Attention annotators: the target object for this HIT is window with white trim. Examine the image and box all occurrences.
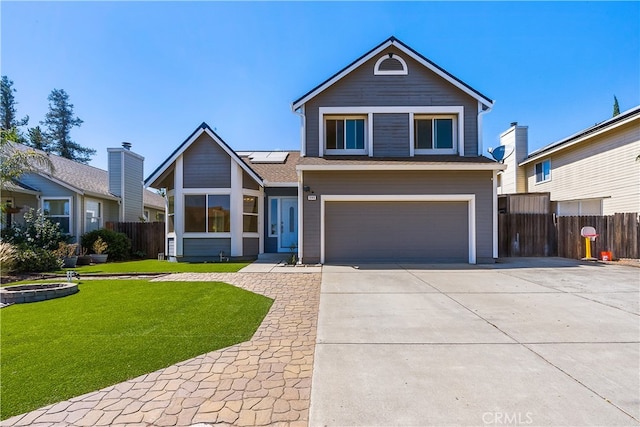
[535,159,551,183]
[374,53,408,75]
[43,198,71,234]
[413,115,457,154]
[184,194,230,233]
[168,195,175,232]
[85,199,101,233]
[325,116,367,154]
[243,195,259,233]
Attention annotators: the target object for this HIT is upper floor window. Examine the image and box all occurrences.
[535,159,551,183]
[325,116,367,154]
[413,115,457,154]
[374,53,408,76]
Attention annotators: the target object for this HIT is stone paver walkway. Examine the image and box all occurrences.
[2,272,321,427]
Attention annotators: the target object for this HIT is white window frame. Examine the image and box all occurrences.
[373,53,408,76]
[535,159,551,184]
[183,193,232,237]
[84,198,102,233]
[242,193,260,234]
[42,197,72,235]
[323,115,368,155]
[412,114,458,155]
[167,191,176,235]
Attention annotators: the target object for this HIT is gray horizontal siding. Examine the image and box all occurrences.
[18,173,75,197]
[123,152,144,222]
[304,45,480,157]
[302,170,493,263]
[183,133,231,188]
[183,238,231,257]
[373,113,410,157]
[103,200,120,223]
[108,151,122,196]
[243,238,259,257]
[325,201,468,262]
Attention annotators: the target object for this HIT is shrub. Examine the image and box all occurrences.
[81,229,131,261]
[0,208,68,251]
[0,242,18,273]
[12,246,63,273]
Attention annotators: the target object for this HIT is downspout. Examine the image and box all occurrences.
[291,105,306,157]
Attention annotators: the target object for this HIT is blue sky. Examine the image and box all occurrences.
[2,1,639,176]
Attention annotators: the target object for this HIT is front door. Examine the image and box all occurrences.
[279,198,298,252]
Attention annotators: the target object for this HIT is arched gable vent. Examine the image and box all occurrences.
[374,53,408,75]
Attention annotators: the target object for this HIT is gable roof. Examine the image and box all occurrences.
[145,122,263,188]
[292,36,493,110]
[10,143,165,209]
[239,151,300,186]
[520,105,640,166]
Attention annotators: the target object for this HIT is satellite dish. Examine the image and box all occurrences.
[488,144,514,163]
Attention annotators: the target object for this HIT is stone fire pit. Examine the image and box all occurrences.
[0,283,79,305]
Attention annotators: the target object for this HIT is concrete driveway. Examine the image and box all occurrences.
[310,258,640,426]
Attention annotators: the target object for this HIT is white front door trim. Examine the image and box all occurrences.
[320,194,476,264]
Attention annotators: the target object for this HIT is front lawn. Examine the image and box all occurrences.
[0,279,273,420]
[69,259,249,274]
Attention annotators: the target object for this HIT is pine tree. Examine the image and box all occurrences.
[1,76,29,143]
[41,89,95,163]
[613,95,620,117]
[27,126,49,151]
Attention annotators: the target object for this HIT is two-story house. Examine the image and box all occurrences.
[294,37,503,264]
[146,37,504,264]
[497,106,640,216]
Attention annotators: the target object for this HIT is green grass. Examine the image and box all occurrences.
[0,279,273,420]
[67,259,249,274]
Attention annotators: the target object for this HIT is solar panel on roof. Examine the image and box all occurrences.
[240,151,289,164]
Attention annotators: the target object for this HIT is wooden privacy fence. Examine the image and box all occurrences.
[499,213,640,259]
[557,213,639,260]
[498,213,557,257]
[105,222,165,259]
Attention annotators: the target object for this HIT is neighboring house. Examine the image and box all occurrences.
[146,37,505,264]
[1,143,165,240]
[497,106,640,216]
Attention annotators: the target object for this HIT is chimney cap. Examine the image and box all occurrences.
[122,142,132,150]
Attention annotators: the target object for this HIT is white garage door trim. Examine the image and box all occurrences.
[320,194,476,264]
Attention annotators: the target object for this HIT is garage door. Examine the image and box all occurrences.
[324,201,469,263]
